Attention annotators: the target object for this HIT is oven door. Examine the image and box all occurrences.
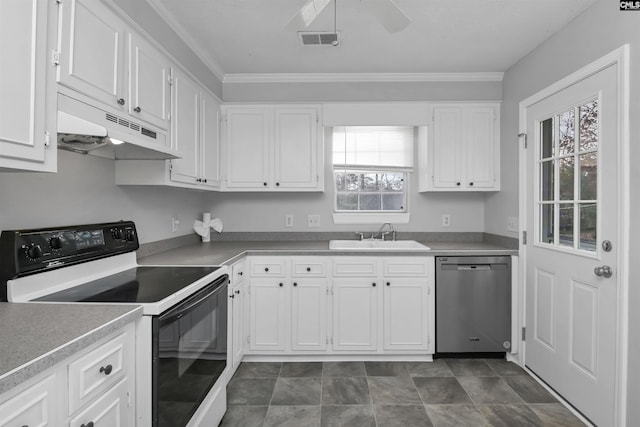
[151,274,228,427]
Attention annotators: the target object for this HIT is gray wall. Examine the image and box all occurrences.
[0,151,205,244]
[223,80,501,103]
[112,0,223,97]
[484,0,640,423]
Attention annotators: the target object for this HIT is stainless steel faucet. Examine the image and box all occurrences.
[374,222,396,241]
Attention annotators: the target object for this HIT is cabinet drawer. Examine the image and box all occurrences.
[250,259,286,277]
[332,258,378,277]
[292,259,327,276]
[0,373,57,426]
[383,258,432,277]
[231,259,247,284]
[69,377,132,427]
[68,328,134,414]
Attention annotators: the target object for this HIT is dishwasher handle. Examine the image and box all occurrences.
[457,264,491,271]
[440,263,508,271]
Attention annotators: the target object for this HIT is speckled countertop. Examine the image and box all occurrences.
[0,303,142,395]
[138,240,518,266]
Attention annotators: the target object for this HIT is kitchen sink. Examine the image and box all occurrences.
[328,240,431,251]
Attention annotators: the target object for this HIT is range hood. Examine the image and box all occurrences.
[57,93,179,160]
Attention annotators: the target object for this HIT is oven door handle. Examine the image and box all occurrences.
[159,276,227,326]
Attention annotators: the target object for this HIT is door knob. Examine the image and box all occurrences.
[594,265,613,278]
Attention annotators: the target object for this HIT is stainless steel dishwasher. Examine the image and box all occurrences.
[436,256,511,354]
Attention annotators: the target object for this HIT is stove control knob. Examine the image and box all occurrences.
[26,244,43,260]
[125,229,135,242]
[112,228,124,240]
[49,236,63,250]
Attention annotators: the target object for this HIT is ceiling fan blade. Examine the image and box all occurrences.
[286,0,333,30]
[366,0,411,34]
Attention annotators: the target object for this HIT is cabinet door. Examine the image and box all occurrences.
[431,106,463,189]
[0,0,52,169]
[170,70,200,184]
[383,278,430,351]
[332,279,378,351]
[200,90,222,188]
[69,377,133,427]
[128,32,170,131]
[0,373,58,426]
[225,108,270,188]
[274,108,318,189]
[249,279,286,351]
[291,278,328,351]
[57,0,125,110]
[465,106,497,189]
[231,283,245,368]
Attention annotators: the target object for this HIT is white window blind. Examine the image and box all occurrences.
[332,126,414,169]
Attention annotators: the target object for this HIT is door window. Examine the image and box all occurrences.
[538,99,598,252]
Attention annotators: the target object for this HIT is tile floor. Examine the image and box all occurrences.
[220,359,586,427]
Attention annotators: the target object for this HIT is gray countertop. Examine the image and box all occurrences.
[138,240,518,266]
[0,303,142,395]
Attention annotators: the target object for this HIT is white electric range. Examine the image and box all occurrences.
[0,221,230,427]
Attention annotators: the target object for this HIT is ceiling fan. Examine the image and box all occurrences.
[286,0,411,34]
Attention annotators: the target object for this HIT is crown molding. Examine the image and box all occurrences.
[146,0,226,81]
[223,72,504,84]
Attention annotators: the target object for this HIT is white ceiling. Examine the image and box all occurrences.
[148,0,597,79]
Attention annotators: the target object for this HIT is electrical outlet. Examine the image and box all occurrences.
[307,214,320,228]
[285,214,294,228]
[507,216,519,232]
[441,214,451,227]
[171,217,180,233]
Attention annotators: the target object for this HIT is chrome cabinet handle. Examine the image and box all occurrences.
[134,106,141,112]
[117,98,125,105]
[594,265,613,278]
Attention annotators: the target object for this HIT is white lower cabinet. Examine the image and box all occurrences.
[291,278,328,351]
[0,323,136,427]
[0,373,58,427]
[250,278,287,351]
[229,259,247,371]
[244,255,434,357]
[332,278,378,351]
[69,377,130,427]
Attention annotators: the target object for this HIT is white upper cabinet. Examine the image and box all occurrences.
[116,68,221,190]
[274,108,320,189]
[128,32,171,130]
[170,69,200,184]
[419,103,500,191]
[0,0,57,172]
[225,108,271,189]
[170,69,221,188]
[57,0,126,111]
[57,0,171,134]
[223,105,324,192]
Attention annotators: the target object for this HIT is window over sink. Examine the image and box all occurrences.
[332,126,414,224]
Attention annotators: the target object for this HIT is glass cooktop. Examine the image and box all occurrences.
[36,266,221,303]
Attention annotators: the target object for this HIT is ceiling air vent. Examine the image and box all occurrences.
[299,32,340,46]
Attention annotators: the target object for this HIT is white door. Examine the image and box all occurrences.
[274,108,318,189]
[128,32,171,131]
[332,278,378,351]
[431,106,462,189]
[170,69,200,184]
[524,64,619,426]
[465,106,497,189]
[58,0,125,110]
[291,278,328,351]
[383,278,429,351]
[225,108,271,189]
[250,279,286,351]
[200,90,222,188]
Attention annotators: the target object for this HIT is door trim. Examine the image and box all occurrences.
[517,45,630,426]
